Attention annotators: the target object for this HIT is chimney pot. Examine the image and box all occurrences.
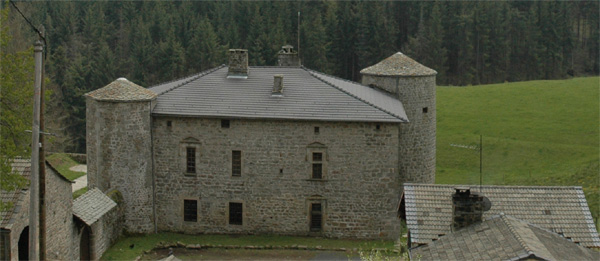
[228,49,248,78]
[272,75,284,96]
[278,45,301,67]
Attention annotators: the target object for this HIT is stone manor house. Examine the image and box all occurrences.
[84,46,436,240]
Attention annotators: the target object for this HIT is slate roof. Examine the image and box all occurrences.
[72,188,116,225]
[400,183,600,248]
[360,52,437,77]
[0,159,30,228]
[410,214,600,261]
[149,66,408,123]
[85,77,157,101]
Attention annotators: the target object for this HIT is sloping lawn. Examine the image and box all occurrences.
[436,77,599,228]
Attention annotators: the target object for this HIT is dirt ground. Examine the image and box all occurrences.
[140,248,360,261]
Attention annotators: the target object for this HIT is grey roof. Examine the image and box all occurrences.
[401,183,600,248]
[149,66,408,123]
[72,188,116,225]
[411,214,600,261]
[1,159,30,228]
[85,77,157,101]
[360,52,437,77]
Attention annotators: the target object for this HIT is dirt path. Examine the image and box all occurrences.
[70,164,87,192]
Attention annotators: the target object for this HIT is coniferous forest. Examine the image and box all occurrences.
[3,1,598,153]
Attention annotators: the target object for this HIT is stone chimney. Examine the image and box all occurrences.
[277,45,300,67]
[452,187,491,231]
[272,75,284,96]
[228,49,248,78]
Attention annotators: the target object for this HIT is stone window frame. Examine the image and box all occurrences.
[307,195,326,233]
[231,150,242,177]
[180,137,201,176]
[183,198,198,223]
[306,142,328,180]
[227,201,244,226]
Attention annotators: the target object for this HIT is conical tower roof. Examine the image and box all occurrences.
[360,52,436,77]
[85,78,156,101]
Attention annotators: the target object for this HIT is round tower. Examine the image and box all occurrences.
[85,78,157,233]
[360,52,436,184]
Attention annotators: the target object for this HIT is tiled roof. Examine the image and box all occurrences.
[85,77,157,101]
[72,188,116,225]
[411,214,600,261]
[149,66,408,123]
[401,183,600,248]
[1,159,30,228]
[360,52,437,77]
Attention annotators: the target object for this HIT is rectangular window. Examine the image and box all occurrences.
[229,202,243,225]
[221,119,230,128]
[186,147,196,173]
[312,152,323,179]
[183,200,198,222]
[232,150,241,176]
[314,126,320,134]
[310,203,322,232]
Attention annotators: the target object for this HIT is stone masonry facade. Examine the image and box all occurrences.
[361,75,436,184]
[152,118,402,239]
[86,98,154,233]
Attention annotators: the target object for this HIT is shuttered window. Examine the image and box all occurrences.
[312,152,323,179]
[183,200,197,222]
[310,203,322,232]
[232,150,241,176]
[229,202,243,225]
[186,147,196,173]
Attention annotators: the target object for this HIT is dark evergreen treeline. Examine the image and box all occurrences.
[7,1,598,152]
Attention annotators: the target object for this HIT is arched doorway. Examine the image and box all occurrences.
[80,225,91,261]
[18,226,28,261]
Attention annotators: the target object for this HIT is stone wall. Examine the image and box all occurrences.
[86,97,154,233]
[361,75,436,184]
[44,166,74,260]
[152,117,402,239]
[91,190,124,260]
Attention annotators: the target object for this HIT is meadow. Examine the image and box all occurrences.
[436,77,599,228]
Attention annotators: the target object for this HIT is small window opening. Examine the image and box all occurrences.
[232,150,241,177]
[376,124,381,130]
[183,200,197,222]
[221,119,230,128]
[310,203,322,232]
[422,107,428,113]
[186,147,196,173]
[314,127,320,134]
[312,152,323,179]
[229,202,243,225]
[280,168,283,174]
[167,121,172,127]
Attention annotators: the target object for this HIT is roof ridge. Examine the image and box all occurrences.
[404,183,582,189]
[304,67,407,122]
[150,65,226,96]
[500,214,536,257]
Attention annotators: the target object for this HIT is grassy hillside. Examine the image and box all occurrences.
[436,77,599,227]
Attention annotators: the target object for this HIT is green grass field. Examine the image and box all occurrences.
[102,233,395,260]
[436,77,599,228]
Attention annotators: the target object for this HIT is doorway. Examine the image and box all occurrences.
[80,225,91,260]
[18,226,28,261]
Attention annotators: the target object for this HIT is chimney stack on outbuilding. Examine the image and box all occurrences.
[452,187,491,231]
[277,45,301,67]
[272,75,284,96]
[228,49,249,78]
